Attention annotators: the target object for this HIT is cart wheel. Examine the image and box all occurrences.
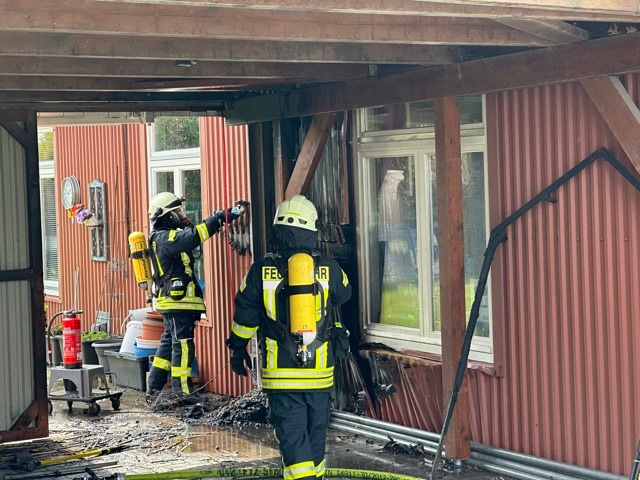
[48,401,53,415]
[87,403,101,416]
[67,401,73,412]
[110,397,121,411]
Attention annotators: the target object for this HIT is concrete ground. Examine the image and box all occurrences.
[0,386,515,480]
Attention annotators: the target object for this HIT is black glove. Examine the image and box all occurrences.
[226,339,252,377]
[230,348,252,377]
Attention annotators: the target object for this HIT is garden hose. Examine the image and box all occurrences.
[120,467,423,480]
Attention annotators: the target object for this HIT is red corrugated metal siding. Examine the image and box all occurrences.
[197,118,252,397]
[480,79,640,475]
[364,79,640,475]
[53,124,149,336]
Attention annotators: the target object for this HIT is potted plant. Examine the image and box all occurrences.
[81,331,112,365]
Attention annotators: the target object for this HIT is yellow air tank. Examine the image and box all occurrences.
[288,252,317,347]
[128,231,152,290]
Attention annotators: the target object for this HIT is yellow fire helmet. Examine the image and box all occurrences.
[148,192,186,222]
[273,195,318,231]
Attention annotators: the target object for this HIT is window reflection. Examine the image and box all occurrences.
[374,156,420,328]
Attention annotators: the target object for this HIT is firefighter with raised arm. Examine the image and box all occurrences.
[145,192,247,409]
[226,195,352,480]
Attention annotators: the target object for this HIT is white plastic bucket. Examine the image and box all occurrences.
[120,320,143,354]
[135,336,161,349]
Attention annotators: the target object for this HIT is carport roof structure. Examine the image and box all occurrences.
[1,0,640,122]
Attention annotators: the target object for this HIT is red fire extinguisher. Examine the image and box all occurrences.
[62,310,83,369]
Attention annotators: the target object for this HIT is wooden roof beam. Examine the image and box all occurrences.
[0,57,371,80]
[581,75,640,171]
[495,19,589,44]
[0,76,305,91]
[0,32,458,65]
[0,1,553,47]
[285,112,337,198]
[226,32,640,124]
[413,0,640,17]
[97,0,640,22]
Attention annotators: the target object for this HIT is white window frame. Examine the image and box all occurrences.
[39,160,59,297]
[355,102,493,363]
[147,121,202,198]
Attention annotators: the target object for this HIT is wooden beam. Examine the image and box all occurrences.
[581,75,640,171]
[435,96,470,461]
[226,32,640,123]
[496,19,588,44]
[416,0,640,16]
[285,113,337,198]
[0,1,552,47]
[0,31,458,65]
[0,57,371,80]
[0,121,29,148]
[97,0,640,22]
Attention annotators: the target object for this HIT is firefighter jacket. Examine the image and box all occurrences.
[228,252,352,392]
[150,216,222,312]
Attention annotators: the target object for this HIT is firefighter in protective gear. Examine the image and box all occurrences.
[146,191,246,408]
[226,195,352,480]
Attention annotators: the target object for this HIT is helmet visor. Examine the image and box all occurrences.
[169,205,189,224]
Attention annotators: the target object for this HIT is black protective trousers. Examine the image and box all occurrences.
[146,311,199,394]
[268,390,331,480]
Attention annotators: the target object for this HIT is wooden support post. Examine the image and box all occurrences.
[581,75,640,172]
[284,112,336,198]
[435,96,471,460]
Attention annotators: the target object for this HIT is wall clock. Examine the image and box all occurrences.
[61,175,81,209]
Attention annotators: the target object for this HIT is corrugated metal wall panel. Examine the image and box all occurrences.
[0,282,33,429]
[0,124,33,433]
[53,124,149,335]
[482,79,640,475]
[0,128,29,270]
[197,118,252,397]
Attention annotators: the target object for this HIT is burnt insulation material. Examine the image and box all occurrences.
[201,389,270,427]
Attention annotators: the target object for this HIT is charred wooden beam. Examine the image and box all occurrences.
[227,32,640,124]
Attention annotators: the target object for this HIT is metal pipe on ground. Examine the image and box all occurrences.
[330,411,626,480]
[330,418,582,480]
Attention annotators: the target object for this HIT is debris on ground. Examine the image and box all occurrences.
[198,388,270,427]
[383,437,429,457]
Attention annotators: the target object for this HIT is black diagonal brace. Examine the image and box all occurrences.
[430,147,640,477]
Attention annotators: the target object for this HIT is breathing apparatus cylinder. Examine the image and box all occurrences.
[288,253,317,365]
[128,231,152,290]
[62,310,83,369]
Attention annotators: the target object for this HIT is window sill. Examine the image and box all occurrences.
[357,344,501,377]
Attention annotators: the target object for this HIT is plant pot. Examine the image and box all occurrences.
[49,335,63,367]
[82,338,115,365]
[92,339,123,372]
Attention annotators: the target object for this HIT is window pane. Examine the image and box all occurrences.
[38,130,54,161]
[363,95,482,132]
[40,178,58,282]
[154,117,200,152]
[372,156,420,328]
[156,171,174,193]
[430,152,489,337]
[182,170,204,286]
